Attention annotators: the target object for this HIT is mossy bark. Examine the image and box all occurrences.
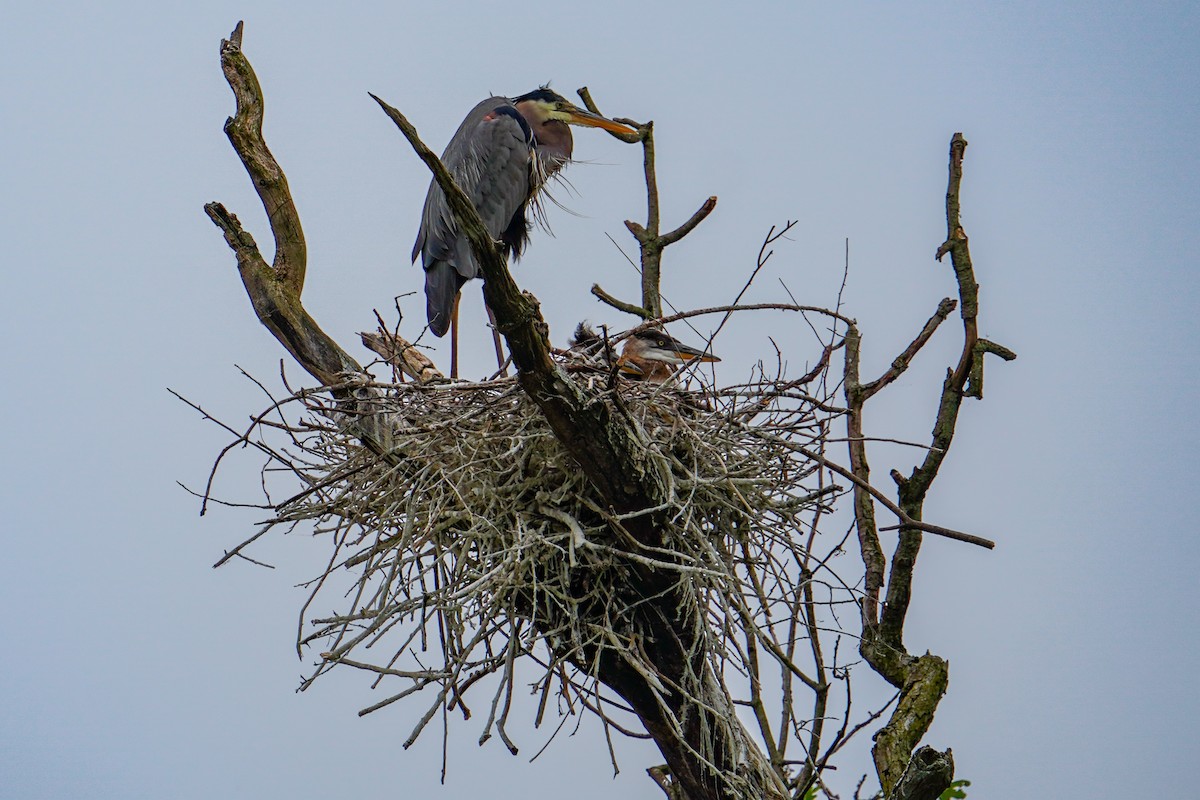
[871,655,949,795]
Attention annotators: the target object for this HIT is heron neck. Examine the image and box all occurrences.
[627,355,677,383]
[533,120,573,167]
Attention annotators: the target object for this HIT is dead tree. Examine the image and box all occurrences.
[194,22,1012,800]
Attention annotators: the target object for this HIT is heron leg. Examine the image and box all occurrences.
[485,294,508,377]
[450,295,461,380]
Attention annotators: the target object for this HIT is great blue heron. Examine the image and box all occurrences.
[412,88,637,377]
[619,329,721,383]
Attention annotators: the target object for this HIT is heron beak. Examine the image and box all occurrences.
[616,357,647,377]
[650,337,720,364]
[564,106,638,135]
[668,343,721,364]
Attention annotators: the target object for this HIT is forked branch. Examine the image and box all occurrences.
[204,22,408,459]
[845,133,1014,799]
[579,86,717,318]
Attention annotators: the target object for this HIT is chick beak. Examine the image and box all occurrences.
[670,345,720,364]
[656,339,720,365]
[617,357,648,377]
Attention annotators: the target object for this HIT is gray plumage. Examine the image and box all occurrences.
[412,95,571,337]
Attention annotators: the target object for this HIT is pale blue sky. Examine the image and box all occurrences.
[2,2,1197,797]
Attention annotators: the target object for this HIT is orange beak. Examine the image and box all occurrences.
[563,107,639,136]
[662,342,721,364]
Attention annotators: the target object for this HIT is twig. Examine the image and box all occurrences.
[592,284,654,318]
[579,86,716,318]
[859,298,957,400]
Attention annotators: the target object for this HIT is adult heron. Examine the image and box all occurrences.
[412,88,637,377]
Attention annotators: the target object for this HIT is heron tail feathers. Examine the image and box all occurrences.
[424,261,462,338]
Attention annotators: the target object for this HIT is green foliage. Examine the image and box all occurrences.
[939,779,971,799]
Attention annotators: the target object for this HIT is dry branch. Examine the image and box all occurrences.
[359,329,443,383]
[204,23,397,459]
[578,86,717,319]
[844,133,1013,799]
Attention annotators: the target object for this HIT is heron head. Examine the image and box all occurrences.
[512,87,637,135]
[623,329,721,366]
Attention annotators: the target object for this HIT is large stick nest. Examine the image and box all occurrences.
[213,349,848,752]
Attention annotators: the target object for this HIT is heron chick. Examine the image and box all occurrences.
[619,329,721,383]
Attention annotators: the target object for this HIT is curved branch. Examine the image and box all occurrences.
[217,21,306,293]
[592,284,652,318]
[619,302,857,341]
[861,298,957,400]
[206,22,360,387]
[204,202,359,386]
[205,25,397,451]
[204,24,402,462]
[660,196,718,246]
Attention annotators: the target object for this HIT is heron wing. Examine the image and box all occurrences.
[412,97,533,335]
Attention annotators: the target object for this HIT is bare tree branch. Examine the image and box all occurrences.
[592,283,654,318]
[204,23,400,461]
[579,86,716,318]
[843,133,1013,798]
[217,21,306,292]
[661,196,719,247]
[860,298,957,400]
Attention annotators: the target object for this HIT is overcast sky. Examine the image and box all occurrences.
[3,2,1197,798]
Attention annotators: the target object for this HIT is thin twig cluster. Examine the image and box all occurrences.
[202,345,863,772]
